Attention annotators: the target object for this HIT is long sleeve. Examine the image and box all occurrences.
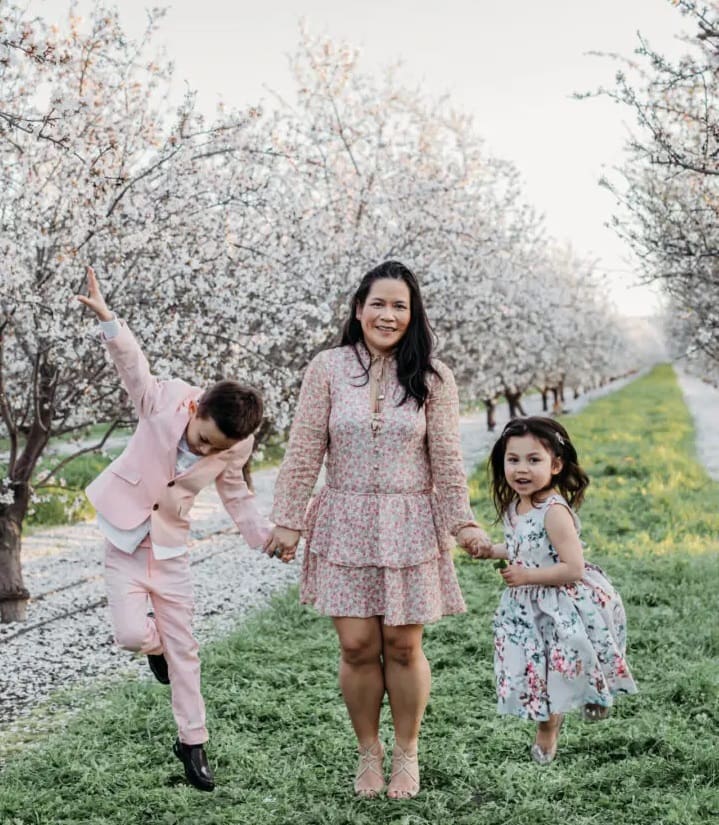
[271,352,331,530]
[101,319,186,419]
[215,437,272,549]
[425,360,478,535]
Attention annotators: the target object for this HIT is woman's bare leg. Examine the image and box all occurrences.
[383,623,428,797]
[333,616,386,795]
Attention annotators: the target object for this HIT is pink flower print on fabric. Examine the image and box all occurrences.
[272,346,475,625]
[492,493,638,721]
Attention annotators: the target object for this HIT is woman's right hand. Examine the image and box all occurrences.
[263,526,301,563]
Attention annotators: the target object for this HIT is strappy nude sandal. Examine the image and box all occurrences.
[387,744,420,799]
[354,740,385,798]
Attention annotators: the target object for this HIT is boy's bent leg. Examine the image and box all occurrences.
[149,552,208,745]
[104,542,162,655]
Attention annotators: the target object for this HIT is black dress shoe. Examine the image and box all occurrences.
[173,739,215,791]
[147,653,170,685]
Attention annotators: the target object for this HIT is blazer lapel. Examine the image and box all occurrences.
[168,392,201,476]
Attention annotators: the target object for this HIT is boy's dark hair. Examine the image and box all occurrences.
[197,381,264,440]
[488,416,590,518]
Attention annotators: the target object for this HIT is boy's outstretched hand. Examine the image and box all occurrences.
[76,266,113,321]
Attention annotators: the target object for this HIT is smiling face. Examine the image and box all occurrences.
[185,406,238,456]
[355,277,411,355]
[504,433,563,503]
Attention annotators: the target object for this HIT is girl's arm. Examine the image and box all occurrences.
[501,504,584,586]
[491,542,509,559]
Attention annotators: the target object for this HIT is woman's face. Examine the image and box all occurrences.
[356,278,412,355]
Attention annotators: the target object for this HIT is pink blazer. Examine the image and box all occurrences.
[86,322,271,549]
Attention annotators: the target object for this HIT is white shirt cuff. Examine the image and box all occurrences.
[98,316,120,339]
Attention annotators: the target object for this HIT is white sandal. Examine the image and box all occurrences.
[581,703,611,722]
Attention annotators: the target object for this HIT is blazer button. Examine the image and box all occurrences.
[152,503,159,510]
[167,480,175,487]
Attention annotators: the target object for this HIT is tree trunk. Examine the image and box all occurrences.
[0,354,58,622]
[504,390,526,419]
[484,398,496,431]
[540,387,549,412]
[0,488,31,623]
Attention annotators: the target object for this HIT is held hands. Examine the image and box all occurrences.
[75,266,113,321]
[456,526,493,559]
[262,525,301,564]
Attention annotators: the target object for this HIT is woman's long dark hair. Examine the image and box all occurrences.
[488,416,590,518]
[337,260,439,407]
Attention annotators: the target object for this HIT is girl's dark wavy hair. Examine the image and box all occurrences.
[488,416,590,518]
[336,260,439,407]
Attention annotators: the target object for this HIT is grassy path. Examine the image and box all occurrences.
[1,365,717,825]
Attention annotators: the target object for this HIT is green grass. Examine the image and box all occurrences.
[1,365,718,824]
[23,452,115,529]
[2,424,129,529]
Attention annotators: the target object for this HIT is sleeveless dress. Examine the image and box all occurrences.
[493,494,637,720]
[271,345,477,626]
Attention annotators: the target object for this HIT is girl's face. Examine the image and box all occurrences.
[356,278,411,355]
[504,434,563,501]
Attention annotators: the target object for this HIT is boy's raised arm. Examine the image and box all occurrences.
[76,266,114,321]
[76,266,167,418]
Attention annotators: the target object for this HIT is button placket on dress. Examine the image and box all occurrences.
[369,355,388,491]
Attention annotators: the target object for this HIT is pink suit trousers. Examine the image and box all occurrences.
[104,537,208,745]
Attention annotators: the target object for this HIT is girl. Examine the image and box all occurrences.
[485,416,637,764]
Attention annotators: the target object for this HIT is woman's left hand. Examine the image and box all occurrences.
[456,526,493,558]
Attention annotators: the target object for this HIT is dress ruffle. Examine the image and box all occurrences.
[303,486,452,568]
[493,562,638,721]
[300,547,466,625]
[271,346,475,626]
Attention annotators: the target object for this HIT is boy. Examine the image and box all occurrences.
[78,267,271,791]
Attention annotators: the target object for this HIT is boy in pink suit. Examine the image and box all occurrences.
[78,267,272,791]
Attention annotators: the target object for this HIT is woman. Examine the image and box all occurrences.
[264,261,490,799]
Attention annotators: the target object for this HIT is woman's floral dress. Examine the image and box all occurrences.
[493,494,637,720]
[271,344,478,626]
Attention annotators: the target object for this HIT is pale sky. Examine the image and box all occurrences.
[38,0,689,316]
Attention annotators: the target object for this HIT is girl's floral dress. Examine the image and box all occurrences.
[271,344,478,626]
[493,494,637,720]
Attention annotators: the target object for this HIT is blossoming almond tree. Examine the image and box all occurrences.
[0,8,645,623]
[596,0,719,382]
[0,3,276,621]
